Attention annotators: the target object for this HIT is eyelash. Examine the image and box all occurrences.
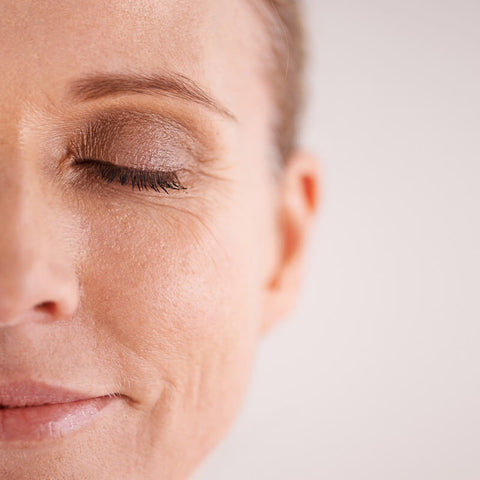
[72,158,186,193]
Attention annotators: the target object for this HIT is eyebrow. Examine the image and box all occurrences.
[68,72,236,121]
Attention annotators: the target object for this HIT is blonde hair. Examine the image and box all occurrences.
[256,0,306,163]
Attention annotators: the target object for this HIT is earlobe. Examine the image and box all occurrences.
[261,150,320,334]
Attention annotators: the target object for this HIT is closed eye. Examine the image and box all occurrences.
[72,158,186,193]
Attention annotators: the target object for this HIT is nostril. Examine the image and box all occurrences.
[34,301,57,316]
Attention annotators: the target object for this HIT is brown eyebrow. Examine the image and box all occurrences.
[68,72,236,121]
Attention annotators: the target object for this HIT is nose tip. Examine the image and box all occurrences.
[0,195,80,327]
[0,264,79,327]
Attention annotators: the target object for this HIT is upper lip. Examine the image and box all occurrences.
[0,382,97,408]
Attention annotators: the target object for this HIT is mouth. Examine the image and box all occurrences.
[0,382,120,442]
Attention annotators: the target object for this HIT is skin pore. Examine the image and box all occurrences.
[0,1,318,479]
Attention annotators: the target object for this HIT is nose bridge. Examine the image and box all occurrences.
[0,156,48,285]
[0,122,79,325]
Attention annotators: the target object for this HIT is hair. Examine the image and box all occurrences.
[255,0,306,164]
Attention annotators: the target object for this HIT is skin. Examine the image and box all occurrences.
[0,0,318,479]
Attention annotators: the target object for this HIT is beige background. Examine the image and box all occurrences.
[196,0,480,478]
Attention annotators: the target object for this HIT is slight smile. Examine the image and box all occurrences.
[0,382,121,442]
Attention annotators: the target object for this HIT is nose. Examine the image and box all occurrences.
[0,161,79,327]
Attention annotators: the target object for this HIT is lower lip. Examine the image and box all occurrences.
[0,396,114,442]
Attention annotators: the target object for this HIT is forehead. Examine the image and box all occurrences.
[0,0,271,128]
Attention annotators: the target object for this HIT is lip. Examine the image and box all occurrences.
[0,382,117,442]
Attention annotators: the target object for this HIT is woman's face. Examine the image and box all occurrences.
[0,1,317,478]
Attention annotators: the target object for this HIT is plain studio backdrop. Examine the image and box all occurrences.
[196,0,480,479]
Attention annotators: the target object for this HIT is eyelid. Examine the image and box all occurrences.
[61,106,222,194]
[67,108,213,170]
[72,158,186,193]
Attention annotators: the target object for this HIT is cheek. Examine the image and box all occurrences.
[80,197,262,341]
[74,193,264,464]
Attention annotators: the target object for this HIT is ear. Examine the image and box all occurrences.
[261,150,320,334]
